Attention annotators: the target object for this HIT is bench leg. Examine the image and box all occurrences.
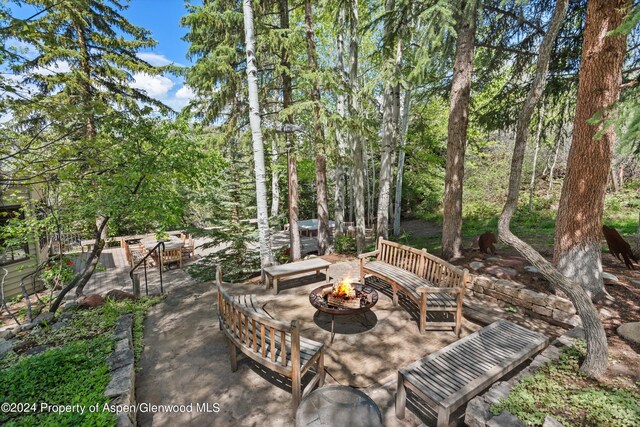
[273,277,279,295]
[318,350,325,387]
[315,269,319,277]
[392,286,398,306]
[455,296,463,338]
[227,340,238,372]
[420,293,427,334]
[292,369,302,416]
[264,274,270,291]
[395,372,406,419]
[325,267,330,284]
[437,406,451,427]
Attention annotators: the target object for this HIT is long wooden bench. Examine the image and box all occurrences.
[215,267,325,415]
[359,237,468,335]
[396,320,548,427]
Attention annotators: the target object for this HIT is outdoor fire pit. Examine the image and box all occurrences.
[309,278,378,343]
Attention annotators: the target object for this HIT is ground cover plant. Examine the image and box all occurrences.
[0,296,163,426]
[491,341,640,426]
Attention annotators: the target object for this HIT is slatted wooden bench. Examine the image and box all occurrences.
[215,267,325,415]
[359,237,468,335]
[263,258,331,295]
[396,320,548,426]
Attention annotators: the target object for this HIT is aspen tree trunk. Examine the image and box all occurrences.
[528,103,545,212]
[499,0,608,377]
[271,138,280,217]
[547,138,560,193]
[376,0,396,240]
[635,210,640,257]
[554,0,630,301]
[278,0,300,261]
[304,0,329,254]
[349,0,366,253]
[242,0,273,269]
[334,5,348,236]
[441,0,477,260]
[393,87,411,236]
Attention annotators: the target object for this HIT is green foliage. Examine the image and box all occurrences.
[334,234,357,254]
[491,342,640,427]
[39,256,76,289]
[0,337,116,426]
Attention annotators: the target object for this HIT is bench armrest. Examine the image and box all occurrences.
[417,286,461,294]
[357,250,379,259]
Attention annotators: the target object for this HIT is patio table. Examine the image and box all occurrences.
[140,235,184,251]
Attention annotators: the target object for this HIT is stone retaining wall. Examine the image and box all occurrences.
[467,274,580,327]
[464,327,585,427]
[104,314,136,427]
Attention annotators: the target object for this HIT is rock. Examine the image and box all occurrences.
[12,325,22,335]
[469,261,485,271]
[34,312,54,326]
[105,289,136,301]
[542,415,564,427]
[58,311,75,321]
[78,294,105,308]
[25,344,50,356]
[0,329,14,340]
[114,314,134,346]
[20,321,37,331]
[486,257,501,262]
[487,411,526,427]
[524,265,540,274]
[106,342,134,371]
[496,258,525,268]
[485,265,518,280]
[464,397,492,427]
[599,308,615,318]
[0,338,15,357]
[617,322,640,345]
[51,319,70,331]
[602,272,619,284]
[62,301,78,311]
[104,363,134,398]
[483,382,512,405]
[630,278,640,287]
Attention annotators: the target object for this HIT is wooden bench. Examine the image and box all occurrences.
[359,237,468,335]
[396,320,548,427]
[215,267,325,415]
[263,258,331,294]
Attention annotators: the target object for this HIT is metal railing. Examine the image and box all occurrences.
[129,241,165,296]
[15,258,53,324]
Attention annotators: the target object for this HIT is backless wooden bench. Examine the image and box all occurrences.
[396,319,548,426]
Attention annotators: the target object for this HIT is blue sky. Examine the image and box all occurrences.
[6,0,198,111]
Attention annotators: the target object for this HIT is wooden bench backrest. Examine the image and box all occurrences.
[377,237,427,277]
[215,267,301,373]
[377,238,467,288]
[161,248,182,263]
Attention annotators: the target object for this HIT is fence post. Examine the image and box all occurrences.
[132,273,141,298]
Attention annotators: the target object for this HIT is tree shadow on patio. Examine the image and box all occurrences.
[312,310,378,335]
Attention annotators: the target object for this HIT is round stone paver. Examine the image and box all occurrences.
[617,322,640,345]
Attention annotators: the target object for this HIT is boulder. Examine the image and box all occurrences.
[487,411,526,427]
[602,272,619,284]
[0,329,14,340]
[78,294,105,308]
[105,289,136,302]
[469,261,485,271]
[485,265,518,280]
[464,397,491,427]
[33,311,54,327]
[524,265,540,274]
[496,258,525,268]
[0,338,15,358]
[617,322,640,345]
[542,415,564,427]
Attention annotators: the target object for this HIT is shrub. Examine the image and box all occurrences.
[335,234,357,254]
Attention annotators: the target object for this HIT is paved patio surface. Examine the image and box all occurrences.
[135,259,485,426]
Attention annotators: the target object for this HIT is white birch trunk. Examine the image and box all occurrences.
[349,0,366,253]
[242,0,273,269]
[393,86,412,236]
[334,5,347,236]
[271,137,280,217]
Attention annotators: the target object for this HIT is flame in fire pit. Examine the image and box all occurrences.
[333,277,356,297]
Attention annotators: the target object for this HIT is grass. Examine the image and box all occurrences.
[0,296,164,426]
[406,189,638,254]
[491,341,640,426]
